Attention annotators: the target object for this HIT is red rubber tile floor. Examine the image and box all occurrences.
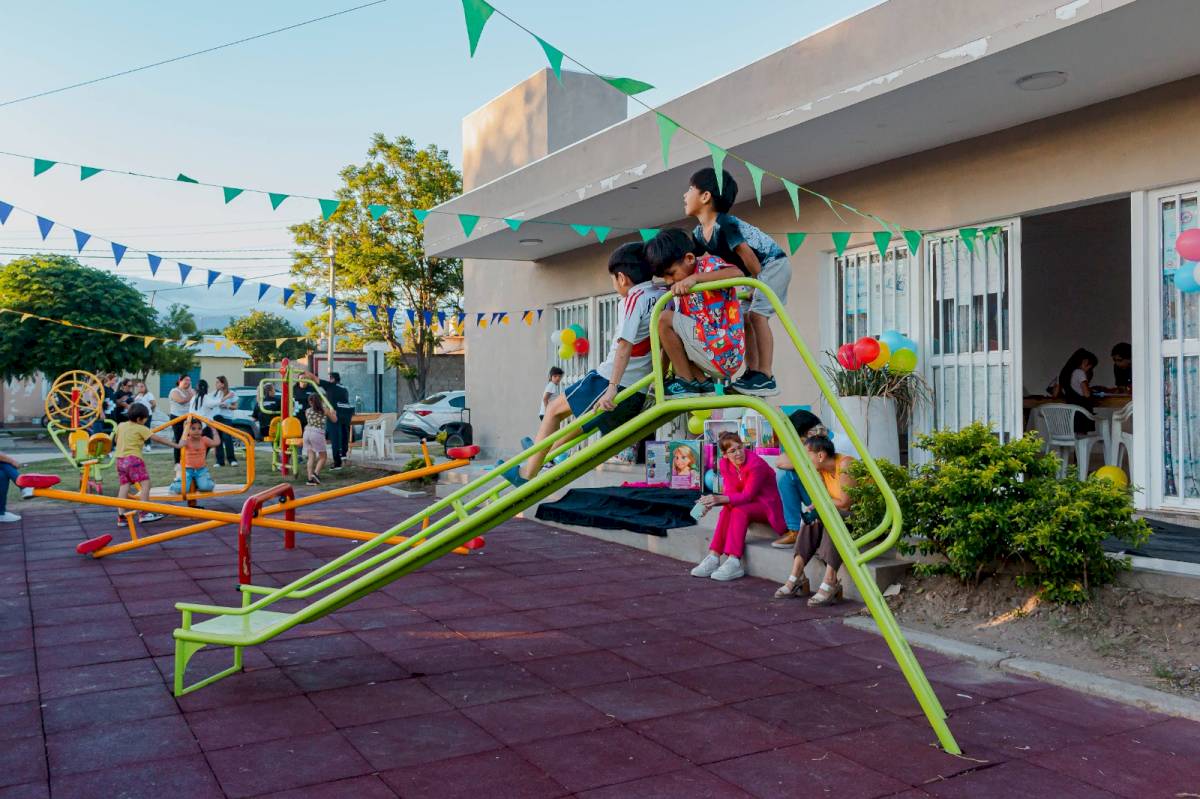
[2,492,1198,798]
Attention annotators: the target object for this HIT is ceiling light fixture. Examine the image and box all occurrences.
[1015,70,1068,91]
[519,238,543,246]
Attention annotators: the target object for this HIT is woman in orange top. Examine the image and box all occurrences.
[773,434,855,606]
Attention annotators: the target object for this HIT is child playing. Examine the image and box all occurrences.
[168,418,219,495]
[685,168,792,396]
[645,228,746,397]
[114,404,180,526]
[539,366,564,420]
[303,393,337,486]
[506,242,664,485]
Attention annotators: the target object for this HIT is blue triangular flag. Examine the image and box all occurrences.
[406,309,416,325]
[178,263,193,283]
[347,301,357,317]
[0,201,12,224]
[282,288,294,305]
[423,311,434,326]
[147,254,162,276]
[304,292,315,309]
[111,242,127,265]
[437,311,447,327]
[230,276,244,295]
[73,229,91,253]
[325,297,336,308]
[206,269,221,288]
[491,312,502,324]
[36,216,54,240]
[456,312,467,326]
[386,307,397,327]
[368,304,379,321]
[536,309,544,321]
[257,282,270,301]
[476,313,485,326]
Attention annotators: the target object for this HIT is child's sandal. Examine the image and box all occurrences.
[807,581,843,607]
[773,574,810,599]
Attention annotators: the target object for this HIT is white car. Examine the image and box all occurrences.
[398,391,467,440]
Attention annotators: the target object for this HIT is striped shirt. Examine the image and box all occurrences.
[597,281,665,386]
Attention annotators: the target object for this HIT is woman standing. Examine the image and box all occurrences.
[167,375,195,465]
[209,376,239,467]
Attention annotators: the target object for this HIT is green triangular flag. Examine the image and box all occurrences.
[601,76,654,95]
[413,209,430,223]
[745,162,766,205]
[33,158,55,177]
[176,173,199,184]
[80,166,102,181]
[981,225,1001,249]
[959,227,978,254]
[536,37,564,82]
[782,179,800,219]
[821,194,846,223]
[368,204,389,220]
[639,228,659,242]
[570,224,592,238]
[461,0,494,57]
[707,143,727,192]
[903,230,922,257]
[459,214,480,237]
[831,232,852,257]
[503,218,523,231]
[222,187,244,204]
[594,226,611,243]
[873,231,892,260]
[785,232,807,256]
[655,113,679,169]
[269,193,289,210]
[319,199,341,221]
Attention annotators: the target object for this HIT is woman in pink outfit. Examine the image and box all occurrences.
[690,432,786,582]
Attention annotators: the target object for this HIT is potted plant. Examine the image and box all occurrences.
[820,336,929,464]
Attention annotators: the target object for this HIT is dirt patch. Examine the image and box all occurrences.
[875,573,1200,699]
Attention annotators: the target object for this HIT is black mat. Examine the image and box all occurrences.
[535,486,701,536]
[1105,518,1200,565]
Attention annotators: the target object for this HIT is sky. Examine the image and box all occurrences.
[0,0,879,318]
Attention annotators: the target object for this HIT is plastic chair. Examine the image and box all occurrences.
[1035,403,1102,480]
[1111,401,1134,470]
[361,413,397,460]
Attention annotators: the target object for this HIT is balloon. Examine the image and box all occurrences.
[1174,264,1200,294]
[1093,465,1129,487]
[889,348,917,374]
[550,330,563,346]
[853,336,880,366]
[687,415,705,436]
[560,327,577,346]
[569,323,586,339]
[693,409,713,421]
[704,469,718,492]
[1176,228,1200,262]
[836,343,862,370]
[867,341,891,370]
[573,338,590,355]
[879,329,905,353]
[558,342,575,359]
[892,335,917,355]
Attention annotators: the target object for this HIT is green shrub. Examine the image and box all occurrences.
[845,422,1150,603]
[401,455,438,484]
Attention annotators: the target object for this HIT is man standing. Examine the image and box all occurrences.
[328,372,354,469]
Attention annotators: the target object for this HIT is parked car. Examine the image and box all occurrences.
[224,387,263,441]
[398,391,468,442]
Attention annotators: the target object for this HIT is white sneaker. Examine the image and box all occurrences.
[0,511,21,523]
[711,556,745,581]
[20,487,33,500]
[143,445,151,453]
[690,553,720,578]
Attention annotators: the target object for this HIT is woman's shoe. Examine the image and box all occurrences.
[771,530,798,549]
[773,574,810,599]
[807,581,843,607]
[690,553,720,578]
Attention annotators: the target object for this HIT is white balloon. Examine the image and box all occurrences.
[550,330,563,346]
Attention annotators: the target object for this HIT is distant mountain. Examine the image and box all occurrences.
[125,276,322,330]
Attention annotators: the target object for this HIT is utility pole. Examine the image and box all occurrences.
[326,235,336,379]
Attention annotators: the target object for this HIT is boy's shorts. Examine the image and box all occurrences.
[747,256,791,317]
[116,456,148,486]
[671,313,745,381]
[170,466,214,494]
[565,371,647,436]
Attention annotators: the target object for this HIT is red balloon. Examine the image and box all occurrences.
[573,338,590,355]
[853,336,880,366]
[1177,229,1200,262]
[837,343,862,370]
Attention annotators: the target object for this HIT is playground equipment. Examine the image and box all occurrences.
[43,370,117,493]
[254,358,333,477]
[96,278,958,754]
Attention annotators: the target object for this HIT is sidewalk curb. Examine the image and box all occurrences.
[843,616,1200,722]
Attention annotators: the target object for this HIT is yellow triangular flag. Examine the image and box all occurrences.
[502,315,510,326]
[19,314,30,322]
[276,337,287,348]
[214,340,223,351]
[120,334,131,342]
[143,336,156,348]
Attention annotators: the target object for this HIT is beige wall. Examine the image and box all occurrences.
[465,76,1200,454]
[1,378,47,426]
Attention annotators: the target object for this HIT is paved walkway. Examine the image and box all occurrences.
[2,492,1198,798]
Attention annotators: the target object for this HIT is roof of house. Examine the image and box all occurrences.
[193,337,250,359]
[426,0,1200,262]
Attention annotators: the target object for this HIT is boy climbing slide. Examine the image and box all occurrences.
[505,242,664,485]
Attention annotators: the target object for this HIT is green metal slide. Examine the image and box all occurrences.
[171,278,960,754]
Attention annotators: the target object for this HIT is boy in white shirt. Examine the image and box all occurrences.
[505,242,664,485]
[539,367,564,420]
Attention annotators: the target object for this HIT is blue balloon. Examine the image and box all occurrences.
[1175,265,1200,293]
[704,469,718,492]
[893,337,917,355]
[879,330,905,352]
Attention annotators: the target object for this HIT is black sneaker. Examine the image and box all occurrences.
[663,377,702,398]
[730,370,762,394]
[694,378,717,394]
[733,371,780,397]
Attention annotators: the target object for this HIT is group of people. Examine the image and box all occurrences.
[1049,342,1132,432]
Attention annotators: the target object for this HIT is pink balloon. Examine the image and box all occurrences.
[573,338,590,355]
[1177,229,1200,262]
[837,343,862,370]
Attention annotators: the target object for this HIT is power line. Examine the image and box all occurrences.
[0,1,389,109]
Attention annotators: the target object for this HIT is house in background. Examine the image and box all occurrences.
[152,337,252,398]
[425,0,1200,516]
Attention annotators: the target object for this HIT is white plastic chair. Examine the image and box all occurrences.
[361,413,397,461]
[1035,403,1102,480]
[1111,401,1134,470]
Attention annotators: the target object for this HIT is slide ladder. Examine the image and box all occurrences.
[171,278,960,754]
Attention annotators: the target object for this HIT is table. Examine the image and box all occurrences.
[1024,394,1132,468]
[347,413,381,459]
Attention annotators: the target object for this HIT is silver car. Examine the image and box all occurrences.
[397,391,467,439]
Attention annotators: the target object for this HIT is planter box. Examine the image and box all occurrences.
[823,395,900,464]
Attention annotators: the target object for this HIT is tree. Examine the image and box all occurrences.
[0,255,163,381]
[289,133,462,399]
[149,303,199,377]
[224,311,308,365]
